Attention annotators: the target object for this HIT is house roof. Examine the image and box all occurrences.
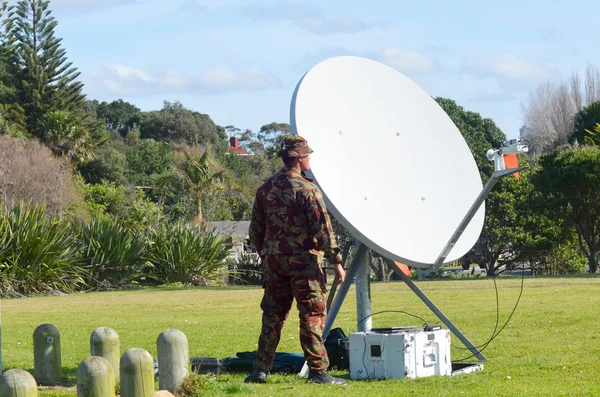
[227,146,253,156]
[210,221,251,239]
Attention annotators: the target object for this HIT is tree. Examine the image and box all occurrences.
[583,123,600,146]
[433,98,552,276]
[0,135,82,215]
[140,101,223,145]
[570,102,600,145]
[10,0,85,136]
[435,97,506,177]
[257,122,290,157]
[78,145,126,185]
[95,99,141,135]
[521,63,600,154]
[228,126,258,152]
[467,173,530,275]
[532,145,600,272]
[178,147,229,227]
[38,110,107,164]
[466,166,574,276]
[125,139,174,188]
[0,2,25,135]
[83,181,164,231]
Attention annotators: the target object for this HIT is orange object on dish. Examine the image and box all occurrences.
[503,153,520,180]
[392,261,412,277]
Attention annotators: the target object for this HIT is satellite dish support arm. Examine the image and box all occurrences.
[429,165,528,274]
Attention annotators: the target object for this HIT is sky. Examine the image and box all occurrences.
[35,0,600,140]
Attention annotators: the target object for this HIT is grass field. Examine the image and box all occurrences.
[2,276,600,396]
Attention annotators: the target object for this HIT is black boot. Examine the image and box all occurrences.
[307,370,346,385]
[244,368,268,383]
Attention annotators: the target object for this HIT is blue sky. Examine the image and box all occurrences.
[41,0,600,139]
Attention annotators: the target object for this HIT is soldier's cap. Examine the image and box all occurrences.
[277,134,314,158]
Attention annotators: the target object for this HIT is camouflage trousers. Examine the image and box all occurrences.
[253,254,329,372]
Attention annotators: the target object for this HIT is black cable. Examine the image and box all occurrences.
[352,147,536,363]
[452,273,526,362]
[355,310,430,333]
[453,145,535,362]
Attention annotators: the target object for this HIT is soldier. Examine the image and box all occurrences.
[244,134,347,385]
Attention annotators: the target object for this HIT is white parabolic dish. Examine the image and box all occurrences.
[290,56,485,268]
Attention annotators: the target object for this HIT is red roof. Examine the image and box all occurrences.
[227,136,253,156]
[227,146,253,155]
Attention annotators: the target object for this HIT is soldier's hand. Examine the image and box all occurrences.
[333,263,346,285]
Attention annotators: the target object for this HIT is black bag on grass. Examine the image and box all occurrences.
[324,327,349,370]
[221,351,304,374]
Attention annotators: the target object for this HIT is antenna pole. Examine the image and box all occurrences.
[355,241,372,332]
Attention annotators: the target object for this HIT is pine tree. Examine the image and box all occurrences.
[584,123,600,147]
[0,1,26,135]
[10,0,85,136]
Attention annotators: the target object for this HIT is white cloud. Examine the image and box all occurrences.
[109,64,154,83]
[197,66,280,92]
[241,2,369,35]
[381,48,437,73]
[86,64,281,97]
[462,53,560,84]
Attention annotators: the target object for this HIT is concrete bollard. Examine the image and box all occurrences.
[0,369,38,397]
[90,327,120,382]
[120,348,154,397]
[32,324,61,385]
[76,356,115,397]
[157,329,189,394]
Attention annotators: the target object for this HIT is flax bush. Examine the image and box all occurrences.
[0,202,86,296]
[77,214,146,288]
[145,222,232,285]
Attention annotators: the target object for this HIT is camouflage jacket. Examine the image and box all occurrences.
[249,166,343,264]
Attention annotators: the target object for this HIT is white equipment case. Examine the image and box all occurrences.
[349,326,452,380]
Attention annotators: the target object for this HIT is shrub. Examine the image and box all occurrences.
[78,145,127,184]
[77,215,146,288]
[84,181,164,230]
[228,252,262,285]
[145,222,232,285]
[0,202,86,296]
[125,139,174,187]
[0,135,82,215]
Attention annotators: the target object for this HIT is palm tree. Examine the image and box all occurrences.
[178,146,241,229]
[38,110,105,164]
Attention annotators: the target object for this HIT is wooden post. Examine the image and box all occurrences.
[32,324,61,385]
[120,348,154,397]
[77,356,115,397]
[90,327,120,382]
[156,329,188,394]
[0,369,38,397]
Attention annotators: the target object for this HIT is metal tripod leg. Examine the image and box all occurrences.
[322,242,368,342]
[385,259,487,361]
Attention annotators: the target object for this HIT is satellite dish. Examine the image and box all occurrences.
[290,56,484,268]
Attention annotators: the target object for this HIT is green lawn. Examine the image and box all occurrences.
[2,276,600,396]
